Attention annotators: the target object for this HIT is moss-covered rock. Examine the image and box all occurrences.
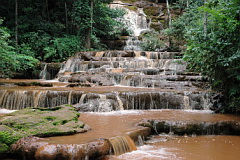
[126,5,138,11]
[0,105,88,155]
[144,7,160,16]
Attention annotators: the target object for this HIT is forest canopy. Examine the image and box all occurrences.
[168,0,240,113]
[0,0,124,67]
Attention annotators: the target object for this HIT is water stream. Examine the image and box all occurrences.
[104,135,240,160]
[39,110,240,159]
[0,49,235,159]
[0,1,239,159]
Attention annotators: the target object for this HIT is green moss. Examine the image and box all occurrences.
[150,23,161,30]
[151,18,159,22]
[65,104,74,107]
[126,6,138,11]
[0,129,23,155]
[121,0,138,3]
[144,7,159,16]
[0,143,9,155]
[43,116,57,121]
[0,105,86,154]
[36,107,61,111]
[52,120,68,126]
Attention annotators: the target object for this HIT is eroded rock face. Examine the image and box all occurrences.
[0,105,89,156]
[11,137,111,160]
[11,137,48,159]
[138,120,240,136]
[74,98,118,112]
[9,123,154,160]
[0,105,87,137]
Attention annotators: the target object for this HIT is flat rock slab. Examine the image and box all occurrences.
[0,105,89,156]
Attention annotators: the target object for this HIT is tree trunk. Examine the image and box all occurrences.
[166,0,171,27]
[46,0,50,21]
[166,0,172,49]
[85,0,94,49]
[15,0,18,47]
[65,2,68,33]
[203,0,208,38]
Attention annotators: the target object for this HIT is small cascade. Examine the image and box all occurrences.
[95,51,105,57]
[110,2,149,37]
[124,36,142,51]
[110,2,150,51]
[34,91,48,108]
[97,94,113,112]
[0,90,83,110]
[116,94,124,110]
[183,95,190,110]
[68,91,73,105]
[79,94,87,104]
[39,63,48,80]
[137,135,144,146]
[99,94,107,101]
[39,63,62,80]
[108,135,137,155]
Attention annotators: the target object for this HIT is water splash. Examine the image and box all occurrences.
[108,135,137,155]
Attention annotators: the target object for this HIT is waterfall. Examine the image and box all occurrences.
[183,95,190,110]
[0,90,83,110]
[110,2,149,36]
[110,1,150,51]
[124,36,142,51]
[39,63,48,80]
[108,135,137,155]
[79,94,87,104]
[116,94,124,110]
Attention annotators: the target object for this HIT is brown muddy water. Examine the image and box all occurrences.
[104,135,240,160]
[1,78,240,159]
[41,110,240,160]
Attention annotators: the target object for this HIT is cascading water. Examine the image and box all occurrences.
[108,135,137,155]
[0,1,232,159]
[124,36,142,51]
[39,63,48,80]
[0,51,217,111]
[110,2,149,37]
[110,1,150,51]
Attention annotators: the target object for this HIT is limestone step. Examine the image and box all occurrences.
[0,87,217,111]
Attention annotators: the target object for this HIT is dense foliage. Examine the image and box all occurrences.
[168,0,240,113]
[0,19,38,77]
[0,0,124,65]
[140,31,166,51]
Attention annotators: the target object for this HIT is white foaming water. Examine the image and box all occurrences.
[124,37,142,51]
[42,79,59,82]
[184,110,213,114]
[114,145,179,160]
[136,56,148,60]
[0,109,17,114]
[110,1,149,36]
[86,110,146,116]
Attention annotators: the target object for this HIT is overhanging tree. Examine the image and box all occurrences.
[173,0,240,112]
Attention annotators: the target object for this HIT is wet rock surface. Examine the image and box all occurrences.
[9,137,111,160]
[0,105,88,157]
[0,51,223,111]
[138,119,240,136]
[0,49,227,158]
[9,126,152,160]
[0,105,87,136]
